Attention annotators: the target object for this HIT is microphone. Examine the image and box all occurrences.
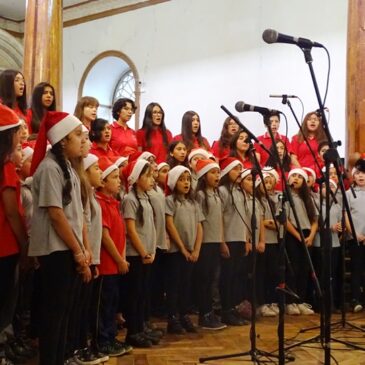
[235,101,278,115]
[262,29,324,49]
[269,94,298,98]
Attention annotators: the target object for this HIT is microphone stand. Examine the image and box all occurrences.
[298,46,365,364]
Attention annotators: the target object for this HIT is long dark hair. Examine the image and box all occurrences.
[181,110,207,151]
[0,126,20,184]
[30,82,56,133]
[229,130,253,163]
[297,111,327,144]
[218,117,235,154]
[166,141,188,168]
[89,118,109,143]
[266,139,291,172]
[292,178,316,223]
[0,69,27,115]
[141,102,169,148]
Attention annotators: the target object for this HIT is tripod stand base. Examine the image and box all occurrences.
[199,348,294,364]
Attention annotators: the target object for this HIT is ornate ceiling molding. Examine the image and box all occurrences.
[0,28,23,71]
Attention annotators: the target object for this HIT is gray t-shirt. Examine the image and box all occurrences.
[219,184,246,242]
[313,200,342,248]
[196,189,223,243]
[346,187,365,237]
[21,177,33,237]
[286,191,311,230]
[148,186,168,250]
[242,192,263,245]
[261,196,278,244]
[123,190,156,256]
[165,195,204,252]
[29,152,84,256]
[84,191,102,264]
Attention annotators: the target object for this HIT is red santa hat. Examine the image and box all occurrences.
[288,168,308,182]
[83,153,99,171]
[122,159,149,191]
[30,111,82,175]
[0,104,21,131]
[157,162,169,171]
[167,165,191,192]
[302,167,316,181]
[262,166,280,182]
[98,157,118,180]
[241,168,252,180]
[196,159,220,179]
[188,148,210,162]
[219,157,242,178]
[110,155,128,167]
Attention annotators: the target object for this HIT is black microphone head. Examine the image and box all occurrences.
[235,101,246,113]
[262,29,278,44]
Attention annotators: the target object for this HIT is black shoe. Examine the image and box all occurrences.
[73,348,101,364]
[180,314,197,333]
[125,333,152,348]
[167,316,186,334]
[113,340,133,354]
[142,332,160,345]
[4,344,27,364]
[198,312,227,330]
[98,342,125,357]
[221,310,247,326]
[91,349,109,363]
[8,340,36,359]
[144,322,164,337]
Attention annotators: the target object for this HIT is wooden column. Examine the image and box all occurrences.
[346,0,365,160]
[23,0,63,108]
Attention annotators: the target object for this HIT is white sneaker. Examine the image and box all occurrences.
[269,303,280,315]
[259,304,277,317]
[286,303,300,315]
[297,303,314,315]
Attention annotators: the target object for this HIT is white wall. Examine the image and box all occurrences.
[63,0,347,156]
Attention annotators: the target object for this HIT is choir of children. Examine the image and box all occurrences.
[1,68,365,365]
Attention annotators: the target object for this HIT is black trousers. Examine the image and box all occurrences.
[150,248,167,316]
[124,256,151,336]
[0,254,19,333]
[95,274,120,346]
[219,242,246,311]
[263,244,280,304]
[285,230,311,304]
[195,243,220,315]
[38,251,76,365]
[165,251,195,317]
[246,250,266,306]
[348,239,365,303]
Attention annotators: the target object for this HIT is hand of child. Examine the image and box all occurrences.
[142,254,155,264]
[84,249,92,266]
[357,234,365,243]
[118,259,130,274]
[190,249,200,262]
[245,242,252,256]
[73,251,87,267]
[80,265,92,283]
[181,247,191,261]
[257,241,265,253]
[220,242,230,258]
[305,236,314,247]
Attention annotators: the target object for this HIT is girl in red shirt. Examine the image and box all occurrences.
[27,82,56,136]
[291,111,327,168]
[229,130,260,168]
[74,96,99,130]
[137,102,172,163]
[211,117,239,160]
[89,118,117,159]
[173,111,210,153]
[0,105,27,361]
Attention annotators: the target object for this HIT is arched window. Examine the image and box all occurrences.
[113,69,135,102]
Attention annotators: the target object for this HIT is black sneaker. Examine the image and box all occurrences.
[91,350,109,363]
[144,322,164,338]
[167,316,186,334]
[125,333,152,348]
[198,312,227,330]
[73,348,101,365]
[114,340,133,354]
[180,314,197,333]
[221,310,247,326]
[98,342,125,357]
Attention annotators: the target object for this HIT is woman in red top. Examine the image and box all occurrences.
[291,111,327,168]
[229,130,260,168]
[74,96,99,130]
[0,105,28,340]
[27,82,56,137]
[110,98,138,156]
[173,111,210,153]
[89,118,117,159]
[211,117,239,161]
[136,102,172,163]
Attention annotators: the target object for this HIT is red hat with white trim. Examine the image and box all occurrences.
[157,162,169,171]
[122,159,150,191]
[98,157,118,179]
[188,148,210,162]
[288,168,308,182]
[196,159,220,179]
[30,111,82,175]
[262,166,280,182]
[110,155,128,167]
[302,167,316,181]
[241,168,252,180]
[219,157,242,178]
[0,104,21,131]
[167,165,191,192]
[83,153,99,171]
